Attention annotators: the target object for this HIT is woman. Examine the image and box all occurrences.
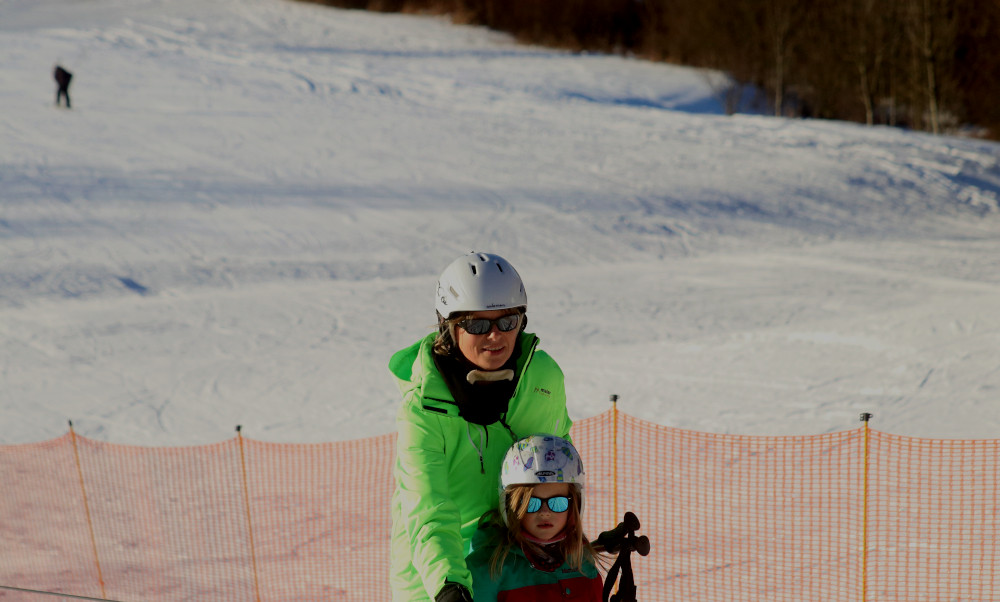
[389,252,572,602]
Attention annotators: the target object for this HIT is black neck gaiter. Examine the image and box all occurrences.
[433,343,522,426]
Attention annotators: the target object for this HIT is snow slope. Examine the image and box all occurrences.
[2,0,1000,445]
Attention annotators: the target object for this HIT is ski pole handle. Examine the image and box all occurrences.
[596,512,642,553]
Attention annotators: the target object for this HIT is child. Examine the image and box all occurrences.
[466,434,603,601]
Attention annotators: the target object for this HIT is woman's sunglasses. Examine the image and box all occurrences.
[527,495,571,513]
[456,314,521,335]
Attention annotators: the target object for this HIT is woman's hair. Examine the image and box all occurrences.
[485,483,598,579]
[432,312,461,356]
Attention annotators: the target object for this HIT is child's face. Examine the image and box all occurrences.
[521,482,571,541]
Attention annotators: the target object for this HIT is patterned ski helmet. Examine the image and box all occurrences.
[498,434,585,524]
[434,251,527,319]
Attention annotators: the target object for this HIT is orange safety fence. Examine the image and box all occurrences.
[1,408,998,601]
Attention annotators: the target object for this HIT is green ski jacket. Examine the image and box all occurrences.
[389,331,572,601]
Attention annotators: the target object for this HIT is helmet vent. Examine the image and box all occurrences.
[469,264,478,276]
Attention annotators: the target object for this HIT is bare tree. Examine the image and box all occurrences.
[901,0,960,134]
[836,0,889,125]
[762,0,808,117]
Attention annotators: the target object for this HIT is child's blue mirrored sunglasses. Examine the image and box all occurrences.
[527,495,571,513]
[456,313,521,335]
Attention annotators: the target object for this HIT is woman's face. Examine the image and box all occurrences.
[521,482,571,541]
[455,309,520,371]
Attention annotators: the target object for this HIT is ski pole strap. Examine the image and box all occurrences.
[602,554,622,602]
[0,585,125,601]
[602,546,638,602]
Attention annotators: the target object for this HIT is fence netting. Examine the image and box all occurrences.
[1,410,998,601]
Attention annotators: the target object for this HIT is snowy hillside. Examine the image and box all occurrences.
[2,0,1000,445]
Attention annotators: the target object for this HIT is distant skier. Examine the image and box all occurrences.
[54,65,72,108]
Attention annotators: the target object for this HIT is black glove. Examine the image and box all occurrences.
[436,582,474,602]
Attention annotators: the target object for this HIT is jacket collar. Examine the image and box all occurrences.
[392,331,539,403]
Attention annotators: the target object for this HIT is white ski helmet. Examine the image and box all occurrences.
[435,252,527,319]
[499,434,585,524]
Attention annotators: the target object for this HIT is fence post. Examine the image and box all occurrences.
[860,412,873,602]
[68,421,107,599]
[236,426,263,602]
[610,394,619,527]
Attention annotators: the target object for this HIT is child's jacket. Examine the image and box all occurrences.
[466,521,603,601]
